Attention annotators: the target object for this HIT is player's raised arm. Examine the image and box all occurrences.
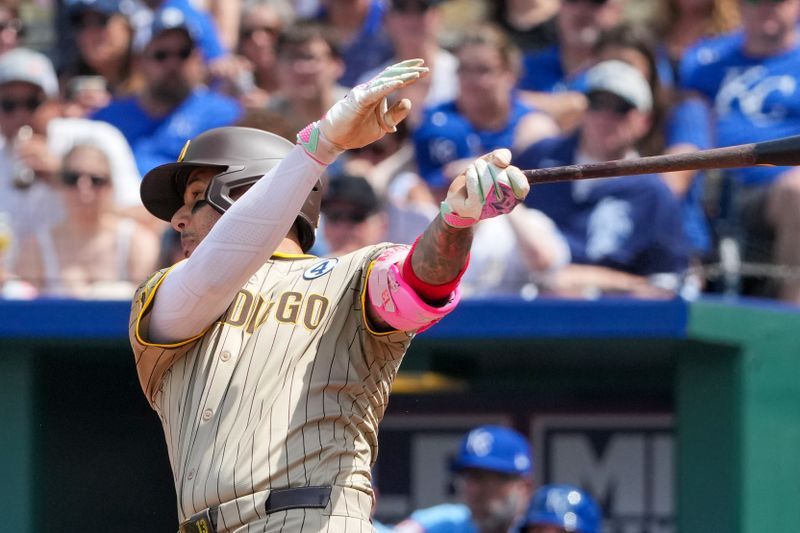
[136,59,428,346]
[365,148,530,332]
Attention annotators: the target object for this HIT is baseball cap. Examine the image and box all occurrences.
[451,425,533,476]
[413,110,480,189]
[132,6,200,53]
[322,175,381,216]
[0,48,59,99]
[584,60,652,112]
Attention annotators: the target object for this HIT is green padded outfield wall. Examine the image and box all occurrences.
[684,300,800,533]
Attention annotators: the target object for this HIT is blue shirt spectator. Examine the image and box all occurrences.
[93,6,241,175]
[676,1,800,303]
[93,88,241,175]
[518,133,689,276]
[414,96,536,190]
[680,29,800,187]
[517,60,690,281]
[412,25,558,194]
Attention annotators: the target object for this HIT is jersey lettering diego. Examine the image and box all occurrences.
[129,243,413,531]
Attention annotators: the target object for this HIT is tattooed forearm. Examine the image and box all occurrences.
[411,216,474,284]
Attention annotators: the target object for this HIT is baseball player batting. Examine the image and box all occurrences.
[128,58,531,533]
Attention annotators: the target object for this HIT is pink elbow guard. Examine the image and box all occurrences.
[367,245,461,332]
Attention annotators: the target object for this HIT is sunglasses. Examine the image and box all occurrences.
[325,210,369,224]
[391,1,432,13]
[0,96,43,114]
[587,92,635,115]
[0,18,24,34]
[240,25,280,40]
[61,170,111,188]
[149,47,193,63]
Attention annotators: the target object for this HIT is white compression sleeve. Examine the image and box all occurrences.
[148,145,326,344]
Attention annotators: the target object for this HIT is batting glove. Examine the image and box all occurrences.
[440,149,530,228]
[297,58,429,164]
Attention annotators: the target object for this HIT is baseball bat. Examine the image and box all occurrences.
[522,134,800,184]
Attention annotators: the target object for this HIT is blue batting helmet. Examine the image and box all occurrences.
[451,425,533,476]
[524,484,602,533]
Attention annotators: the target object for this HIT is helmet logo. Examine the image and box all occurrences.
[178,139,191,162]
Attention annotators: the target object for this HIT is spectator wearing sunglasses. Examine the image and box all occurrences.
[12,143,159,298]
[320,172,437,258]
[320,174,388,257]
[0,47,147,278]
[61,0,137,98]
[516,60,690,297]
[92,6,241,176]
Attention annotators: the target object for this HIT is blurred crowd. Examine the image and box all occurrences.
[1,0,799,305]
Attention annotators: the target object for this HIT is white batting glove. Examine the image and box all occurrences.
[440,149,530,228]
[297,58,429,164]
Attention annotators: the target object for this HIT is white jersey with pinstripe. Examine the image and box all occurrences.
[129,243,413,532]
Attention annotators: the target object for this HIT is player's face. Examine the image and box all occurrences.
[170,168,222,258]
[456,469,531,531]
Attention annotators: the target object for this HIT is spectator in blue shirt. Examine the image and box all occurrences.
[592,23,713,257]
[394,425,534,533]
[517,60,690,297]
[679,0,800,302]
[92,6,241,175]
[413,24,558,197]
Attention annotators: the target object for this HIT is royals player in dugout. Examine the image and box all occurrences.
[128,59,531,532]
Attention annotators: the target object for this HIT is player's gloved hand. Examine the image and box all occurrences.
[440,149,530,228]
[297,58,429,164]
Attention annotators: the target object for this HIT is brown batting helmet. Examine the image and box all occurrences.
[140,126,323,252]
